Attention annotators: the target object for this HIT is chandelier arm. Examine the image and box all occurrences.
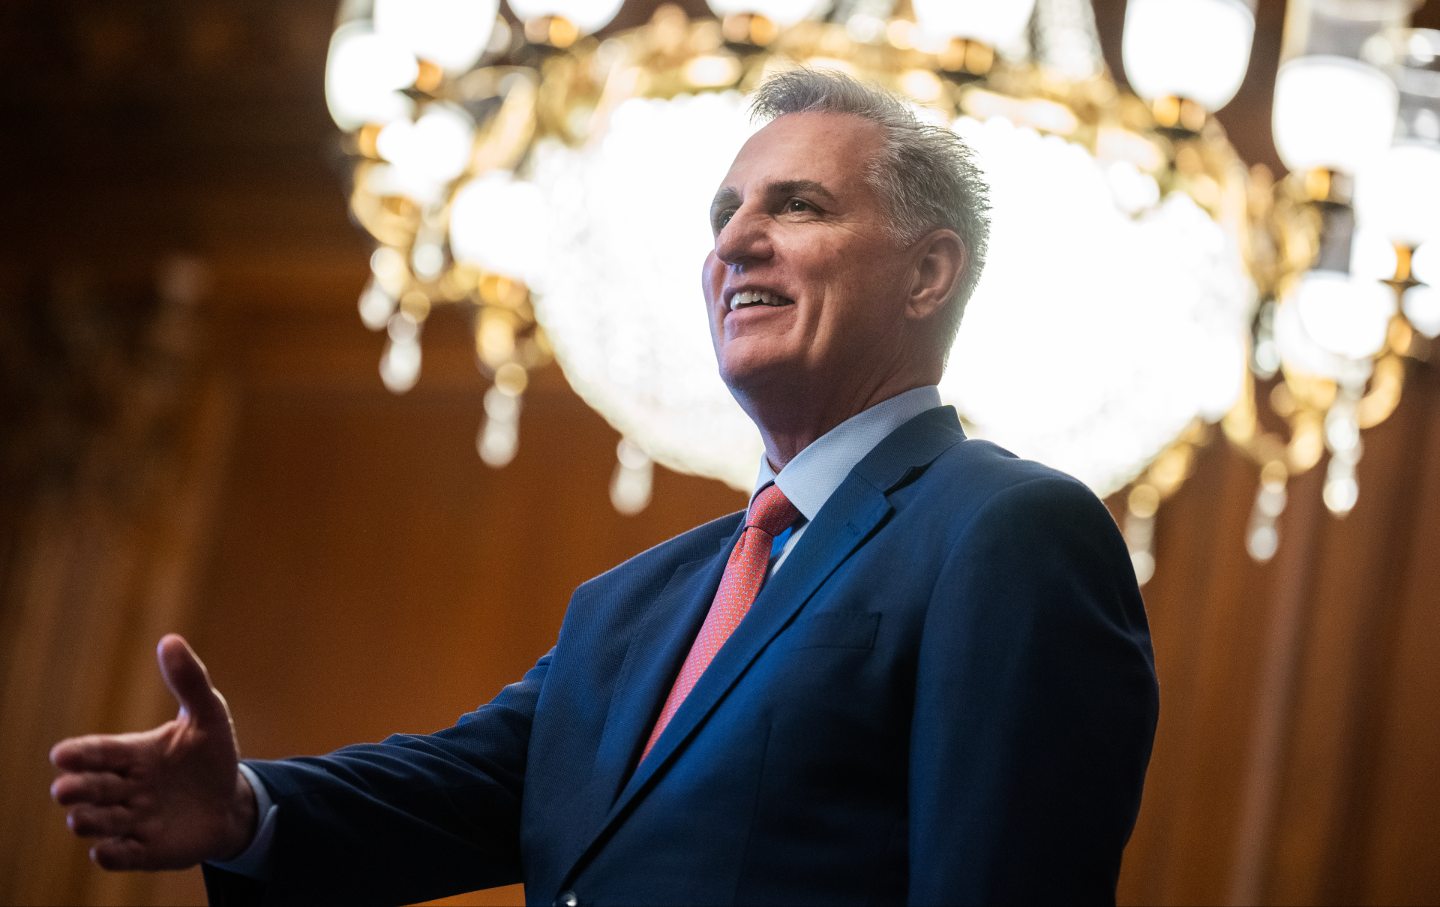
[1355,353,1407,431]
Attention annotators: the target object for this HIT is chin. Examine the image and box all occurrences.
[717,348,803,402]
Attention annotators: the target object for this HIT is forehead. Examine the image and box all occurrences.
[721,111,885,194]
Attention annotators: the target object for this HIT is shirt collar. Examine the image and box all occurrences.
[752,385,942,522]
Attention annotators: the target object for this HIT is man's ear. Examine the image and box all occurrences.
[905,229,967,322]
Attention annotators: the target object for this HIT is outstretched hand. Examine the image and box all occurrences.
[50,634,257,871]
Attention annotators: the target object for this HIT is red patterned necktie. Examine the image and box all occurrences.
[639,483,801,763]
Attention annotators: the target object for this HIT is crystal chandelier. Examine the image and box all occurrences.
[323,0,1440,579]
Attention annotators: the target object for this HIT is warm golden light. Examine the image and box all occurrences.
[322,0,1437,569]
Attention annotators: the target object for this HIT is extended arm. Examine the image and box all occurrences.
[908,477,1159,906]
[51,634,549,906]
[203,651,552,905]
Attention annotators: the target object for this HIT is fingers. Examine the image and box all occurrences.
[156,634,224,724]
[50,734,141,774]
[90,836,149,872]
[51,770,138,807]
[66,803,138,839]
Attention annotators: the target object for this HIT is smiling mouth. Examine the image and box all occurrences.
[728,290,795,312]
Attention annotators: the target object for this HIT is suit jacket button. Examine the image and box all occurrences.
[555,891,579,907]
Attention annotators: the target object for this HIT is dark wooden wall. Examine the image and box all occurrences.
[3,2,1438,904]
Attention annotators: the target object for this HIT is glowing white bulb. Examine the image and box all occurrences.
[449,173,548,281]
[324,22,419,130]
[609,439,654,514]
[1122,0,1255,111]
[1247,525,1279,561]
[1348,230,1400,282]
[1246,475,1287,562]
[1194,334,1246,421]
[705,0,828,27]
[358,280,397,331]
[506,0,625,34]
[1323,455,1360,515]
[376,103,475,185]
[478,385,521,466]
[911,0,1038,49]
[1414,241,1440,285]
[1290,271,1394,361]
[374,0,499,73]
[380,338,422,393]
[1273,57,1398,174]
[1325,408,1361,454]
[1355,142,1440,246]
[1403,284,1440,337]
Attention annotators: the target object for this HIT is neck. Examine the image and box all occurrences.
[746,373,932,471]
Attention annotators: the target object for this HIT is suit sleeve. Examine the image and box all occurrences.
[908,477,1159,906]
[203,650,551,906]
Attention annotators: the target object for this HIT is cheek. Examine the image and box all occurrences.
[814,269,907,342]
[701,251,722,303]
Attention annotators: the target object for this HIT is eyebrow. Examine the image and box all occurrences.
[709,179,840,223]
[769,180,838,205]
[710,187,740,224]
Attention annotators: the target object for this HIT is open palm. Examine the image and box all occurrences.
[50,634,257,870]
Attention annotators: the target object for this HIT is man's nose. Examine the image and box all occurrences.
[713,208,772,268]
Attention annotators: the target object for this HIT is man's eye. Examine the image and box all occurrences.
[713,210,735,231]
[785,198,815,214]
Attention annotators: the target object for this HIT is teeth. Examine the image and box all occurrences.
[728,290,792,311]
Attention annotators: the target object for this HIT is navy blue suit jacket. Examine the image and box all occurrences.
[205,406,1159,905]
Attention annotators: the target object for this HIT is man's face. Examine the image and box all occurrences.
[702,111,917,405]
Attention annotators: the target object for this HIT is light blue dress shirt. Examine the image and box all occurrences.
[758,385,941,574]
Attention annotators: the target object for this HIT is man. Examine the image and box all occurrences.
[51,70,1159,905]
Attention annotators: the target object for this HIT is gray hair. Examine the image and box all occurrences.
[749,69,991,341]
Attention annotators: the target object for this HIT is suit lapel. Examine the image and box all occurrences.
[848,405,966,491]
[609,475,893,813]
[560,406,967,886]
[547,525,738,887]
[586,526,740,810]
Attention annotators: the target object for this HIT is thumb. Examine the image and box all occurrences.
[157,634,225,724]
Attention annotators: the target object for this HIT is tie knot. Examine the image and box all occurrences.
[746,484,801,537]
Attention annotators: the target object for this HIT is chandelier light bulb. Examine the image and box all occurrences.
[1360,140,1440,249]
[1273,56,1398,174]
[448,172,548,281]
[1193,334,1247,422]
[1121,0,1255,111]
[380,335,423,394]
[1402,284,1440,337]
[1413,240,1440,284]
[1291,270,1394,362]
[376,103,476,186]
[1323,451,1361,515]
[358,279,398,331]
[506,0,625,34]
[705,0,829,28]
[911,0,1038,51]
[324,22,419,130]
[1271,0,1417,175]
[1347,229,1400,282]
[1273,291,1343,381]
[609,439,655,515]
[374,0,499,74]
[478,385,522,467]
[1355,28,1440,246]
